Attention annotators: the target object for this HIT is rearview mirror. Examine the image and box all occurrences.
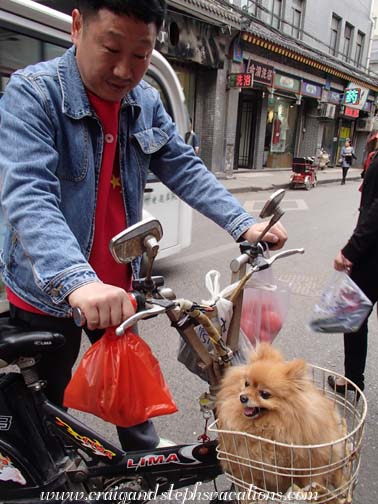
[256,189,285,243]
[259,189,285,219]
[109,218,163,264]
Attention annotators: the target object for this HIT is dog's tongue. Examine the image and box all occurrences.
[244,407,257,417]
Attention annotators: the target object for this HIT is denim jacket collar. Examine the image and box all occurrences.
[58,46,141,119]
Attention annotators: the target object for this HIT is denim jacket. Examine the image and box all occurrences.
[0,46,255,317]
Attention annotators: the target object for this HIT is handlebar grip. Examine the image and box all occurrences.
[230,254,250,273]
[72,307,86,327]
[71,292,144,327]
[131,291,145,312]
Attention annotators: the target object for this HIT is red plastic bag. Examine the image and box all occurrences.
[240,269,290,346]
[64,328,177,427]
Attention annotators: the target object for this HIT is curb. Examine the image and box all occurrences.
[225,176,361,194]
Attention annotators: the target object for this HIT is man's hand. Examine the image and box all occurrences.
[334,251,353,273]
[68,282,135,330]
[242,221,288,250]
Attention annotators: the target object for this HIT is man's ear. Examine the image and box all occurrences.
[71,9,83,45]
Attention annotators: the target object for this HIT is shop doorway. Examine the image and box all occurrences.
[235,96,258,169]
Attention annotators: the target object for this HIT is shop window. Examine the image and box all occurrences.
[265,96,298,168]
[342,23,354,62]
[291,0,304,39]
[355,31,365,66]
[271,0,282,29]
[330,14,341,56]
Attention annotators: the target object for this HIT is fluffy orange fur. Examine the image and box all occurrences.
[216,343,345,493]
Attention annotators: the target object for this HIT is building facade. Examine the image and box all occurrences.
[227,0,378,169]
[33,0,378,172]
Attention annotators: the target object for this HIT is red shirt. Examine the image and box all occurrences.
[8,91,131,314]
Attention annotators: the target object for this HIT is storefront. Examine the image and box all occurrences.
[235,88,261,168]
[265,73,300,168]
[265,94,299,167]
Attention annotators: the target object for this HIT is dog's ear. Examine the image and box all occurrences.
[250,342,283,363]
[284,358,307,382]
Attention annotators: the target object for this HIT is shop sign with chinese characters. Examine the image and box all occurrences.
[228,73,253,88]
[343,83,369,110]
[246,60,274,86]
[301,81,322,99]
[274,73,300,93]
[321,89,342,104]
[343,106,359,118]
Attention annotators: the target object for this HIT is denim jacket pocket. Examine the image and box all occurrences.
[132,128,169,183]
[133,127,169,155]
[56,121,90,182]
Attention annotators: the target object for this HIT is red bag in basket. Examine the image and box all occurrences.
[64,328,177,427]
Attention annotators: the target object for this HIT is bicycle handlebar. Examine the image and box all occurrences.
[230,246,305,273]
[72,245,305,336]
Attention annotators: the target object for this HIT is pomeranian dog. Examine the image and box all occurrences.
[216,343,345,493]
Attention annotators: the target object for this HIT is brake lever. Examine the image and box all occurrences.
[115,304,167,336]
[252,248,305,271]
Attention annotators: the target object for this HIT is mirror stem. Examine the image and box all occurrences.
[144,235,160,284]
[256,209,284,243]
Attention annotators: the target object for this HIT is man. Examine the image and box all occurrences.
[329,145,378,396]
[0,0,287,450]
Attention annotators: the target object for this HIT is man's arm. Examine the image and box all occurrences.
[149,95,287,246]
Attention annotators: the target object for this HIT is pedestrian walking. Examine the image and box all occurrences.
[339,139,357,184]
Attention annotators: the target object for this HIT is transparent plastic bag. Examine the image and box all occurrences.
[240,268,290,346]
[309,271,372,333]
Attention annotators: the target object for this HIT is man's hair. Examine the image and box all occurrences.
[76,0,166,30]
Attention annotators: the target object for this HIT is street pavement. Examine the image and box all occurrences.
[219,166,362,194]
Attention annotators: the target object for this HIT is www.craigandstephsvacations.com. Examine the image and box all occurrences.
[40,482,319,502]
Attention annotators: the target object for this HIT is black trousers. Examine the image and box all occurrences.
[9,304,159,451]
[344,263,378,391]
[342,165,350,181]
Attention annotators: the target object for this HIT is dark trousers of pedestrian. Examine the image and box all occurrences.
[341,165,350,184]
[344,262,378,391]
[9,304,159,451]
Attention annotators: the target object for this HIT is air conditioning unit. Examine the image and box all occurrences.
[356,117,375,132]
[319,103,336,119]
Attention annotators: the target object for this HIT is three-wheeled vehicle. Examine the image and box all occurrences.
[289,156,317,190]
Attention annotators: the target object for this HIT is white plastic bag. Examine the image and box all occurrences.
[177,270,246,381]
[309,271,372,333]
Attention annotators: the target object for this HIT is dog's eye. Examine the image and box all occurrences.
[244,381,250,387]
[260,390,271,400]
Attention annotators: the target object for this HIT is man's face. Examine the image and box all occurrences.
[71,8,157,102]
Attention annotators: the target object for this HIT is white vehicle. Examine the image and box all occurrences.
[0,0,192,287]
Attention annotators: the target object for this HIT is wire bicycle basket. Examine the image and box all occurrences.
[209,365,366,503]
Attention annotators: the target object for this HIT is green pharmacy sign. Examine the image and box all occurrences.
[344,88,361,106]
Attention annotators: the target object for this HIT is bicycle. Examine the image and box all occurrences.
[0,190,366,503]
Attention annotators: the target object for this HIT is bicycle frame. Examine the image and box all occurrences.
[0,191,303,502]
[0,362,221,502]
